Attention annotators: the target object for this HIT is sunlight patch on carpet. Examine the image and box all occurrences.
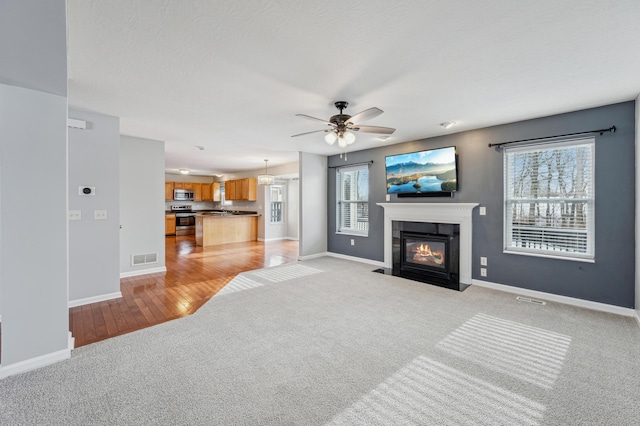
[252,264,323,282]
[215,275,264,296]
[436,313,571,389]
[326,356,546,426]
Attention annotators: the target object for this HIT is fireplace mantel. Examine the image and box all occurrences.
[377,203,478,284]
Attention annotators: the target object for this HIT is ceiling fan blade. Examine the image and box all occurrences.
[295,114,334,126]
[347,107,383,124]
[352,125,396,135]
[291,129,331,138]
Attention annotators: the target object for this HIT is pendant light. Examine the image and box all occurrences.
[257,159,274,185]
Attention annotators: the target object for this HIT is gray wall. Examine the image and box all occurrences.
[0,0,69,367]
[299,152,327,257]
[120,136,166,275]
[328,102,636,308]
[69,109,121,303]
[287,178,300,240]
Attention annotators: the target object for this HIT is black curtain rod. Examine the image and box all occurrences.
[488,126,616,148]
[328,160,373,169]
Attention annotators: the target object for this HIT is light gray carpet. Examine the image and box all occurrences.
[1,257,638,425]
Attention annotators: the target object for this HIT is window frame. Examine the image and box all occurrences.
[270,184,285,224]
[503,138,595,262]
[336,164,369,237]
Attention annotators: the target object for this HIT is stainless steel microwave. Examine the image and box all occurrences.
[174,189,194,201]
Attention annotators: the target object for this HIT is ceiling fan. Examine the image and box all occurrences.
[291,101,395,148]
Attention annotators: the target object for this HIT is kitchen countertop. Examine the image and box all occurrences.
[166,210,260,217]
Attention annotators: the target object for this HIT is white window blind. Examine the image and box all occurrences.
[337,164,369,236]
[504,138,595,261]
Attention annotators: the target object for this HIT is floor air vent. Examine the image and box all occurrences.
[516,296,546,305]
[131,253,158,266]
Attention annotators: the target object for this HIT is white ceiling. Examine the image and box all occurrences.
[67,0,640,175]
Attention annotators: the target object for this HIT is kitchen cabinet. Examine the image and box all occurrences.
[165,182,174,201]
[201,183,213,201]
[226,180,237,200]
[165,214,176,235]
[192,183,202,201]
[173,182,184,189]
[225,178,257,201]
[213,182,221,202]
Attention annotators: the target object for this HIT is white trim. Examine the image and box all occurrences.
[68,331,75,351]
[119,266,167,278]
[634,310,640,329]
[503,249,595,263]
[298,252,329,261]
[377,203,478,284]
[68,291,122,308]
[0,347,71,380]
[258,237,299,242]
[326,252,385,267]
[472,278,636,317]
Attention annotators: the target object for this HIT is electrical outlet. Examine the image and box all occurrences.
[350,239,355,246]
[479,206,486,215]
[480,257,487,266]
[94,210,108,220]
[386,194,390,201]
[480,268,487,277]
[69,210,81,221]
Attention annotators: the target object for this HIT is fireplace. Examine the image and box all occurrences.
[376,203,478,291]
[391,221,463,290]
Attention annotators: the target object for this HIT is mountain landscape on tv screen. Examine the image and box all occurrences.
[386,160,456,193]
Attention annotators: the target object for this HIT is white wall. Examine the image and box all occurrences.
[120,135,166,277]
[299,152,327,257]
[0,0,70,375]
[287,178,299,240]
[68,109,121,305]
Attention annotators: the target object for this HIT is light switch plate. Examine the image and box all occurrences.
[69,210,81,221]
[94,210,108,220]
[480,257,487,266]
[386,194,390,201]
[479,206,486,215]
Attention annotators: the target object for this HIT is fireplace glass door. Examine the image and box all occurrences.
[404,237,447,270]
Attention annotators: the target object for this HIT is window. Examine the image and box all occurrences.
[337,164,369,236]
[270,185,284,223]
[504,138,595,261]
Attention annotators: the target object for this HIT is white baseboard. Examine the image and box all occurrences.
[472,279,636,317]
[0,347,71,380]
[119,266,167,278]
[258,237,299,242]
[298,252,329,261]
[634,310,640,329]
[68,291,122,308]
[326,252,386,268]
[68,331,75,350]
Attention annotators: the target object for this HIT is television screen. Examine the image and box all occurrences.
[385,146,457,195]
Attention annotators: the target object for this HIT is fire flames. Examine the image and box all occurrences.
[413,243,444,265]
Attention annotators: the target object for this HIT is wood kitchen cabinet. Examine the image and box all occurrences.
[212,182,221,202]
[192,183,202,201]
[226,180,237,200]
[201,183,213,201]
[165,213,176,235]
[165,182,174,201]
[173,182,184,189]
[225,178,256,201]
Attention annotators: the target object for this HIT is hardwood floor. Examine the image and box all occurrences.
[69,237,299,348]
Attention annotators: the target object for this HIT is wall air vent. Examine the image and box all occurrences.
[131,253,159,266]
[516,296,546,305]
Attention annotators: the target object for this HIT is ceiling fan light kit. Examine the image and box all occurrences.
[293,101,396,154]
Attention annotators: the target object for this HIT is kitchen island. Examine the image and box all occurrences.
[195,211,259,247]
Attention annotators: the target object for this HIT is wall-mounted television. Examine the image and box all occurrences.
[385,146,458,197]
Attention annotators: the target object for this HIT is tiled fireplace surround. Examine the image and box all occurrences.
[377,203,479,286]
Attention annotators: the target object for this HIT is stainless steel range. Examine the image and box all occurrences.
[171,205,196,236]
